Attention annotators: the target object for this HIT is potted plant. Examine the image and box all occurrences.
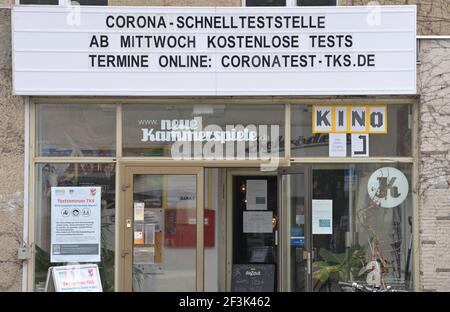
[312,243,369,292]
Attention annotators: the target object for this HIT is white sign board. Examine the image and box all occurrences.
[367,167,409,208]
[45,264,102,292]
[246,180,268,210]
[243,211,273,233]
[312,199,333,235]
[12,6,416,96]
[329,133,347,157]
[51,187,101,263]
[351,133,369,157]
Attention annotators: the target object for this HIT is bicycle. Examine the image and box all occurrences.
[338,281,409,292]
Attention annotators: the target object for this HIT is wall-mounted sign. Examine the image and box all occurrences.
[12,6,416,96]
[312,105,387,134]
[367,167,409,208]
[51,186,101,263]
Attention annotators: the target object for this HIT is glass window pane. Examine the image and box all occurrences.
[132,174,196,292]
[309,164,413,291]
[19,0,108,4]
[34,163,116,292]
[203,168,222,292]
[19,0,58,4]
[297,0,336,6]
[283,173,307,292]
[291,104,412,157]
[246,0,286,6]
[123,104,284,158]
[36,104,116,157]
[75,0,108,5]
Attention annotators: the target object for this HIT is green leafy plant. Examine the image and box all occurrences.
[312,243,369,291]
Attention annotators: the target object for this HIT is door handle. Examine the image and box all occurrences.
[303,251,312,274]
[121,250,130,258]
[274,230,278,246]
[307,251,312,275]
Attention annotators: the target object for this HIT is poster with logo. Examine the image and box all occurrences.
[51,186,101,263]
[367,167,409,208]
[49,264,102,292]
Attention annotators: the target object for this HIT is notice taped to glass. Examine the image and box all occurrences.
[50,187,101,263]
[12,6,416,95]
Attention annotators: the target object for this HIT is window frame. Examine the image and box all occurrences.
[17,0,108,5]
[26,97,419,292]
[242,0,339,7]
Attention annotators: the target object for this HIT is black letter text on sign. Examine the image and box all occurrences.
[351,134,369,157]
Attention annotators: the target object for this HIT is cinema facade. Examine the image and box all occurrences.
[0,0,449,293]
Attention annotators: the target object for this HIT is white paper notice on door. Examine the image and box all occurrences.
[243,211,273,233]
[134,202,145,221]
[246,180,267,210]
[312,200,333,235]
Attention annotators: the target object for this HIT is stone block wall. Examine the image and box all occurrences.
[0,8,24,292]
[418,39,450,291]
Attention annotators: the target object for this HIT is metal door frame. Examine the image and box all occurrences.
[278,166,312,292]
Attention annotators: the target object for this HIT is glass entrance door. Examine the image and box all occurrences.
[278,167,313,292]
[122,166,204,291]
[231,174,278,292]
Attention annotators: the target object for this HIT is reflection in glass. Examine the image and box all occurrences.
[123,104,284,158]
[297,0,336,6]
[310,164,412,291]
[36,104,116,157]
[283,173,307,292]
[34,163,115,292]
[132,174,197,292]
[290,105,412,157]
[246,0,286,6]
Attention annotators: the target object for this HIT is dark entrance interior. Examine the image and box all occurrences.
[232,175,278,291]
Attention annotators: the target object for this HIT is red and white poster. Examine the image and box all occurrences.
[50,264,102,292]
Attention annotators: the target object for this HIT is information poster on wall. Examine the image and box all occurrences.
[51,186,101,263]
[243,211,273,233]
[246,180,268,210]
[45,264,102,292]
[312,199,333,235]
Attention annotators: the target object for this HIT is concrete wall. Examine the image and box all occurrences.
[418,39,450,292]
[0,8,24,292]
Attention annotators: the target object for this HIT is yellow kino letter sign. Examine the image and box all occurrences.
[312,105,387,134]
